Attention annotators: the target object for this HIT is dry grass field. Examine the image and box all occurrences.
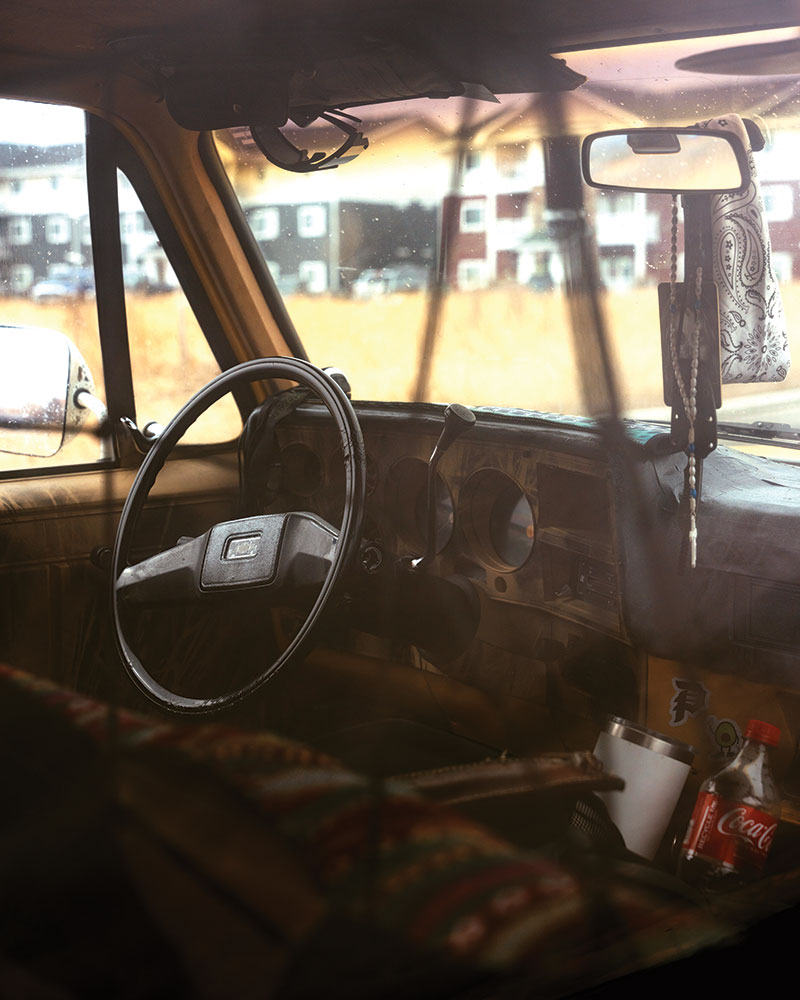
[270,282,800,414]
[2,281,799,471]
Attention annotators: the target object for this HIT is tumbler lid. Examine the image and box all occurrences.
[604,716,696,765]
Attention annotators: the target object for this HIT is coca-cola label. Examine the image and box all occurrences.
[682,792,777,872]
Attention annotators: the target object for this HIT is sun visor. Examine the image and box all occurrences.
[422,18,586,98]
[165,72,291,132]
[285,41,585,114]
[163,38,584,132]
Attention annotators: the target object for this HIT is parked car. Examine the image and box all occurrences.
[351,267,386,298]
[380,263,433,293]
[352,263,432,298]
[1,2,800,998]
[30,277,75,301]
[30,269,94,301]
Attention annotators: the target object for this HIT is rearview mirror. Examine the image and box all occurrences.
[0,325,101,458]
[581,127,750,194]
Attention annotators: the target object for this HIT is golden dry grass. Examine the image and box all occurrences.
[2,281,799,472]
[290,286,578,409]
[291,282,800,414]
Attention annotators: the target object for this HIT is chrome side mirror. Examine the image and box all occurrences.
[0,324,106,458]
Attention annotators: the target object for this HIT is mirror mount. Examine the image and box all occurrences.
[75,390,114,461]
[663,193,720,461]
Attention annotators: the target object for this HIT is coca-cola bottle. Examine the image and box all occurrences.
[678,719,781,893]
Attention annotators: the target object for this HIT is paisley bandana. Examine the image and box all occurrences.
[697,114,790,383]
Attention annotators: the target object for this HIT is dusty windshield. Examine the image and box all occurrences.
[216,28,800,436]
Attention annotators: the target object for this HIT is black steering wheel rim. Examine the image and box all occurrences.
[111,357,366,713]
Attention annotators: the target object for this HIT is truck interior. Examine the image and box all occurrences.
[2,1,800,996]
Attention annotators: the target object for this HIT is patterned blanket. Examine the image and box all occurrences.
[0,664,733,998]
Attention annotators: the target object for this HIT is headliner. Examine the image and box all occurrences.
[1,1,798,128]
[1,0,797,68]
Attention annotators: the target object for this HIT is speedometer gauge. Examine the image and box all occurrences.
[489,482,536,567]
[461,470,535,571]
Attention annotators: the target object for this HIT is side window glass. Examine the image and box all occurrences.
[0,100,107,472]
[118,171,241,445]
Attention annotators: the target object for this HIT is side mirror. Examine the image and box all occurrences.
[581,127,750,194]
[0,325,104,458]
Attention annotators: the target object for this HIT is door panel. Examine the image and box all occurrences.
[0,449,239,699]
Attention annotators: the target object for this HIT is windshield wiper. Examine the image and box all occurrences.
[716,420,800,445]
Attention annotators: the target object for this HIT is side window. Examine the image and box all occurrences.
[0,99,106,472]
[118,171,242,445]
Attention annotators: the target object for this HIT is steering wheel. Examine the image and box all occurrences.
[111,358,366,713]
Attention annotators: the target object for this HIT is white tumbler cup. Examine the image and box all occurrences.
[593,717,695,860]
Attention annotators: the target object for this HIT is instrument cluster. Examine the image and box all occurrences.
[265,405,621,637]
[271,434,537,573]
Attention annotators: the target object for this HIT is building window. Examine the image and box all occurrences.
[298,260,327,293]
[457,258,489,290]
[762,184,793,223]
[464,150,482,172]
[10,263,34,293]
[45,214,70,244]
[496,193,530,219]
[460,200,486,233]
[9,216,32,245]
[596,190,636,214]
[297,204,326,238]
[250,207,280,241]
[121,212,148,236]
[80,215,92,245]
[599,251,635,289]
[496,142,528,178]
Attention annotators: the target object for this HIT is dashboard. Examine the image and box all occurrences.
[253,400,639,735]
[263,401,623,635]
[262,400,800,704]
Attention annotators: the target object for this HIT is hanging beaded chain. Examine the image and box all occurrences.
[667,195,703,569]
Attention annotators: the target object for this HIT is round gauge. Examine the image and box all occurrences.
[386,456,454,554]
[461,469,535,571]
[489,481,536,567]
[280,442,323,496]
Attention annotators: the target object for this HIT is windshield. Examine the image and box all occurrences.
[215,27,800,435]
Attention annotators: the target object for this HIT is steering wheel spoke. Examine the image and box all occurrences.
[118,513,338,606]
[117,533,208,604]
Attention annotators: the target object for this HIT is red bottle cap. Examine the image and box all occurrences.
[745,719,780,746]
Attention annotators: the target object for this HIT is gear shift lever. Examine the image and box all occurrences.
[415,403,476,571]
